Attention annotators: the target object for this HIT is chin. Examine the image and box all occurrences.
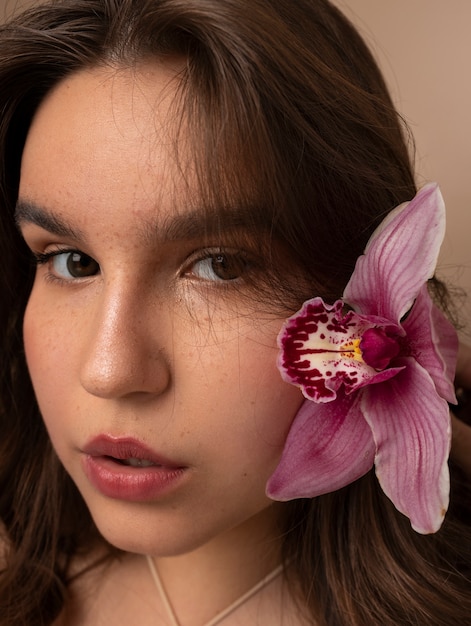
[84,492,276,558]
[84,500,217,557]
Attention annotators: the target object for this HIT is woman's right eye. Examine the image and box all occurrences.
[35,249,100,280]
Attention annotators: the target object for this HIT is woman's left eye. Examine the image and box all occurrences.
[189,252,250,282]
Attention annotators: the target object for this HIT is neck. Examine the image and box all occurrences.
[151,505,284,625]
[148,556,284,626]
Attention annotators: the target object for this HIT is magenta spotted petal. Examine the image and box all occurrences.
[277,298,404,402]
[267,184,458,534]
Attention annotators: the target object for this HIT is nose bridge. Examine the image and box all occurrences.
[79,276,170,399]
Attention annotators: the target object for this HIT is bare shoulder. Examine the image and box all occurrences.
[52,545,113,626]
[56,551,161,626]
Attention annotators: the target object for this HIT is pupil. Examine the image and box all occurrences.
[212,254,242,280]
[67,252,98,277]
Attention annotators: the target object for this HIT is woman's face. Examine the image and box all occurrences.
[18,62,303,556]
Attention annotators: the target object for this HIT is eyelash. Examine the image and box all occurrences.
[31,247,256,286]
[32,247,100,285]
[33,247,71,266]
[184,248,254,284]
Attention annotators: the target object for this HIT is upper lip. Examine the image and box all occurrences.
[82,434,184,468]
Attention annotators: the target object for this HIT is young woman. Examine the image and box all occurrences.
[0,1,470,624]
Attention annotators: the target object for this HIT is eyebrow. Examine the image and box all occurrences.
[154,206,267,242]
[15,200,85,241]
[15,198,269,244]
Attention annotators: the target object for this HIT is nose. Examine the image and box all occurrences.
[79,281,171,400]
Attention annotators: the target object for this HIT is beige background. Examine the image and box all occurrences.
[2,0,471,326]
[333,1,471,329]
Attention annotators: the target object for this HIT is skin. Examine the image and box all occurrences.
[18,61,306,624]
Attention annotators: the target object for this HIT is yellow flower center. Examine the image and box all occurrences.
[340,338,364,361]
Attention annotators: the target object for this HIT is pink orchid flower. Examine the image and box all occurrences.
[266,183,458,534]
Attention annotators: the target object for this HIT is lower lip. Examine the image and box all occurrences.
[82,455,187,502]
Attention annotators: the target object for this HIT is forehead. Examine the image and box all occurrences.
[18,61,271,246]
[24,60,185,152]
[19,61,191,220]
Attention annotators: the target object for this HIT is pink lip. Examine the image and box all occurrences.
[81,435,187,502]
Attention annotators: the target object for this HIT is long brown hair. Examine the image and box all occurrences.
[0,1,469,624]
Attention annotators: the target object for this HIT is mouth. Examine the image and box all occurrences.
[113,457,159,468]
[82,434,183,469]
[81,435,188,501]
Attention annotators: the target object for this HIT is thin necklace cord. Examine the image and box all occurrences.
[145,554,283,626]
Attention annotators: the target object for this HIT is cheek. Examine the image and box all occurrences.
[24,293,51,384]
[189,363,302,517]
[23,294,93,474]
[179,324,304,463]
[240,361,303,447]
[23,291,76,420]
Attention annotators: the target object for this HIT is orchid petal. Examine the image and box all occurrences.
[429,306,459,401]
[403,285,458,403]
[266,393,375,500]
[362,358,450,533]
[344,184,445,322]
[277,298,386,401]
[273,184,457,533]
